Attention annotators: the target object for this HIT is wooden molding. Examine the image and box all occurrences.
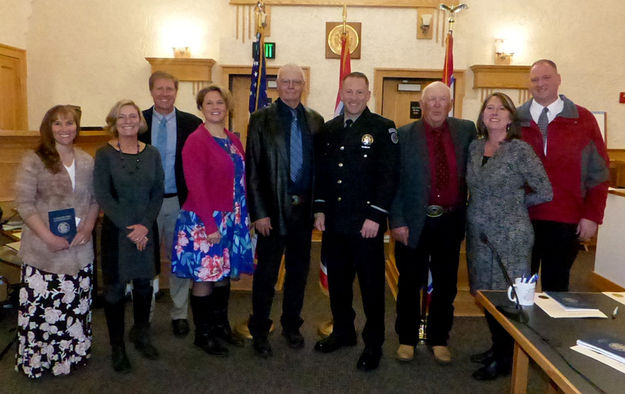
[470,65,531,89]
[230,0,458,8]
[145,57,216,82]
[470,64,531,103]
[589,271,625,292]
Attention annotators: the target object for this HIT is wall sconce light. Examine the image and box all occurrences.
[173,47,191,58]
[494,38,514,65]
[420,14,432,34]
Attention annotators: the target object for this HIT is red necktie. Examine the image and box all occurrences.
[434,129,449,192]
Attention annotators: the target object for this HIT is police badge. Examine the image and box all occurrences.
[361,134,374,148]
[388,128,399,144]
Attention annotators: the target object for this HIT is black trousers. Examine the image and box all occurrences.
[249,204,312,336]
[323,231,386,349]
[531,220,579,292]
[395,211,464,347]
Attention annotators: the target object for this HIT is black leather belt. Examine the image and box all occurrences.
[426,205,457,218]
[164,193,178,198]
[290,195,306,206]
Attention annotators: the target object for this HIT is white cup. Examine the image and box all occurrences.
[507,278,536,306]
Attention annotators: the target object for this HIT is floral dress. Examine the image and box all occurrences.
[171,136,254,281]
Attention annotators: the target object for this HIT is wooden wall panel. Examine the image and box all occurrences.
[0,130,109,202]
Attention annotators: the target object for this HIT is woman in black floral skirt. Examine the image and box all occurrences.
[14,105,100,378]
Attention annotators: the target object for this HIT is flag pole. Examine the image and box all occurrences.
[253,1,266,110]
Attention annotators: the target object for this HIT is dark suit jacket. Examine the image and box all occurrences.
[389,117,477,248]
[140,107,202,206]
[246,101,324,236]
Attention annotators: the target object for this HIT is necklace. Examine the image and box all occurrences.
[117,140,141,172]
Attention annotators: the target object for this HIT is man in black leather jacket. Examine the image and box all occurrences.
[246,64,324,358]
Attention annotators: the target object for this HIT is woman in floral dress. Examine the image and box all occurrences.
[172,85,253,356]
[15,105,100,378]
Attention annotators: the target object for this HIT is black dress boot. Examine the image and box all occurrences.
[191,294,228,356]
[131,286,159,360]
[212,283,244,347]
[104,300,131,373]
[248,315,273,358]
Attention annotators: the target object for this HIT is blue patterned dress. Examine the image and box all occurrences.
[171,136,254,281]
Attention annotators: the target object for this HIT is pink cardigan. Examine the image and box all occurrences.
[181,124,246,233]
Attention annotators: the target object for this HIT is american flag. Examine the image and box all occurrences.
[249,32,269,113]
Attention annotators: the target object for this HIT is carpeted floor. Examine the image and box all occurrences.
[0,246,599,393]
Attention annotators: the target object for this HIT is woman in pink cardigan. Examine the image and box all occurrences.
[14,105,99,378]
[171,85,253,356]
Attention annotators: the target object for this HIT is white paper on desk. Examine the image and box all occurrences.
[603,292,625,306]
[534,293,607,318]
[571,345,625,374]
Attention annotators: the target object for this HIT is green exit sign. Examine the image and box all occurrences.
[252,42,276,59]
[264,42,276,59]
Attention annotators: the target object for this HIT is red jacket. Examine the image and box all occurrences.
[181,124,245,233]
[518,95,609,224]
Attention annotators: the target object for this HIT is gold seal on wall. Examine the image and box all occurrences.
[327,24,359,56]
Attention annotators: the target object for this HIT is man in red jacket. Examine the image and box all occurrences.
[518,59,609,291]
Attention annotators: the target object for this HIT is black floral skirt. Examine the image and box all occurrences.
[15,263,93,379]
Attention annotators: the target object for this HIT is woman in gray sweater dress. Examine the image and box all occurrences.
[94,99,164,373]
[466,92,552,380]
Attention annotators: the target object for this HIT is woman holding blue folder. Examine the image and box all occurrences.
[15,105,100,378]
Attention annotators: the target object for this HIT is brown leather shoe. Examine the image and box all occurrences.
[432,345,452,365]
[396,344,415,362]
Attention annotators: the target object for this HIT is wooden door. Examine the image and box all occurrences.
[0,44,27,130]
[229,73,279,147]
[373,68,466,122]
[381,78,438,128]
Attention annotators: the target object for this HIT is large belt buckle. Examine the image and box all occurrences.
[426,205,444,218]
[291,195,302,206]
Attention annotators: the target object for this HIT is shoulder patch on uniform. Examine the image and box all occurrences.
[388,128,399,144]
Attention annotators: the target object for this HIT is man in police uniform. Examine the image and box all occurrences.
[313,72,399,371]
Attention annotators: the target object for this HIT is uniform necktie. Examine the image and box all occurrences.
[289,109,303,183]
[345,119,353,129]
[156,116,168,164]
[538,107,549,151]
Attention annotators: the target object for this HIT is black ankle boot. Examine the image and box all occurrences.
[472,359,511,381]
[111,344,131,373]
[470,346,495,364]
[191,294,228,356]
[132,325,159,360]
[212,283,244,347]
[131,286,159,360]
